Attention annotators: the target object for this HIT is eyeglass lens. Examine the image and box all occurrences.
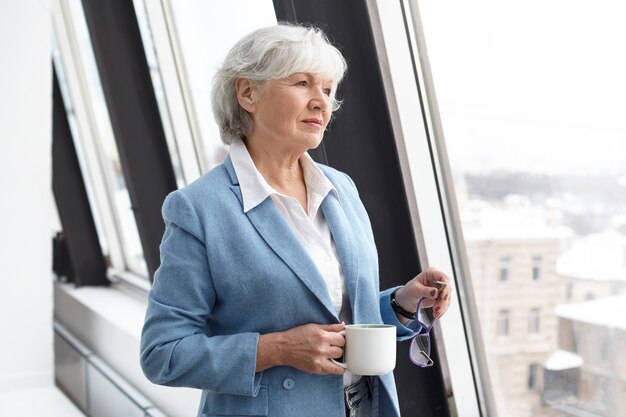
[416,301,435,330]
[409,334,434,367]
[409,297,436,367]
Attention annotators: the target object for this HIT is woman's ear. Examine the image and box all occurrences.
[235,78,256,113]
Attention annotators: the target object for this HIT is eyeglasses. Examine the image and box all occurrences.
[409,297,436,367]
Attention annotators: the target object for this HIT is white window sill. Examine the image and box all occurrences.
[54,280,148,341]
[53,280,200,417]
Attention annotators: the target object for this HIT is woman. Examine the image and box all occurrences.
[140,23,452,417]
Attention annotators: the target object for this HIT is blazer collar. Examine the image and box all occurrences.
[228,140,337,215]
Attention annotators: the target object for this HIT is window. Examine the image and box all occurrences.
[499,257,511,282]
[414,0,626,415]
[528,363,539,390]
[54,0,148,277]
[132,0,187,188]
[572,330,579,354]
[531,255,542,281]
[600,337,608,362]
[566,282,574,301]
[497,310,509,337]
[528,307,540,335]
[595,377,609,410]
[52,37,109,260]
[158,0,277,171]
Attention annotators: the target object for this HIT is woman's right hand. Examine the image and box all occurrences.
[256,322,346,375]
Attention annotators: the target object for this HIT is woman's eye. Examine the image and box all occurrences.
[323,88,332,96]
[297,80,308,87]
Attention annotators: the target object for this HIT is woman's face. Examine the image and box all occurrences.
[247,72,334,153]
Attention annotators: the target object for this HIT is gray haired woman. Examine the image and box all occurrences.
[140,23,452,417]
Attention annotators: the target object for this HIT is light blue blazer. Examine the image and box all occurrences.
[140,155,419,417]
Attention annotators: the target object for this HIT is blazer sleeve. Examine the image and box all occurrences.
[380,287,421,341]
[140,190,263,397]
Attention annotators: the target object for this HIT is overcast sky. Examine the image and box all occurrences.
[418,0,626,176]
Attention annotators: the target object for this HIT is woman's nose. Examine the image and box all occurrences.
[309,91,330,112]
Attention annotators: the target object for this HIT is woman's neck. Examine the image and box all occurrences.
[243,137,305,193]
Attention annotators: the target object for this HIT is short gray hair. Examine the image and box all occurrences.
[211,23,348,145]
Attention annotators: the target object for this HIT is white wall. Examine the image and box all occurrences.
[0,0,53,391]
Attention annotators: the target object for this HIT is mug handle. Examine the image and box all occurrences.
[330,330,347,369]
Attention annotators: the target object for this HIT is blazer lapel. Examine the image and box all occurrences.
[224,156,337,319]
[321,193,360,315]
[248,197,339,318]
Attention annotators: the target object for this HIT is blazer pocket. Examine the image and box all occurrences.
[201,385,269,416]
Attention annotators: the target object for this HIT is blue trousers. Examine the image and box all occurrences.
[344,377,372,417]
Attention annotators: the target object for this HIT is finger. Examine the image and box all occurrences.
[319,322,345,332]
[433,299,451,318]
[434,277,452,301]
[323,360,346,375]
[328,332,345,347]
[424,267,449,287]
[407,280,439,300]
[328,346,344,359]
[420,298,436,309]
[433,291,450,308]
[434,287,447,302]
[434,305,448,319]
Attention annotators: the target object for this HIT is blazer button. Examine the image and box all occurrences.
[282,378,295,390]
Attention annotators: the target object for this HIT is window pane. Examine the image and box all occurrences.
[132,0,186,189]
[528,307,540,335]
[52,37,109,260]
[497,310,509,338]
[528,363,539,391]
[167,0,277,170]
[532,255,543,281]
[419,1,626,416]
[499,256,511,282]
[65,0,148,277]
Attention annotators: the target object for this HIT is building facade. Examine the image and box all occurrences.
[555,295,626,417]
[461,198,571,416]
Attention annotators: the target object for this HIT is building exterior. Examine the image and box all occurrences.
[555,294,626,417]
[461,197,572,417]
[557,232,626,303]
[548,229,626,417]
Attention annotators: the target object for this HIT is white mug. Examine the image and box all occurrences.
[331,324,396,375]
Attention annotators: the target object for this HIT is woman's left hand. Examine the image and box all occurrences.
[394,267,452,319]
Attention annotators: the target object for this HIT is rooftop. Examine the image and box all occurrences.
[544,349,583,371]
[461,197,572,242]
[557,231,626,281]
[555,293,626,330]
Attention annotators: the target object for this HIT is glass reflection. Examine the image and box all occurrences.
[133,0,186,188]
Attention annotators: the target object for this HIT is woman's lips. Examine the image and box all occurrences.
[302,118,323,128]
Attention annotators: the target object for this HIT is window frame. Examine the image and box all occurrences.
[52,67,108,287]
[52,0,127,274]
[80,0,179,279]
[528,307,541,336]
[528,363,539,391]
[367,0,495,415]
[531,255,543,281]
[498,256,511,282]
[134,0,205,183]
[497,309,510,338]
